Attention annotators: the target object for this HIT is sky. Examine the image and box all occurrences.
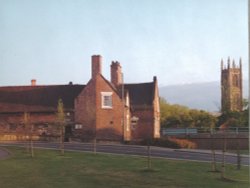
[0,0,248,87]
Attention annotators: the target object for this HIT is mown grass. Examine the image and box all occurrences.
[0,146,249,188]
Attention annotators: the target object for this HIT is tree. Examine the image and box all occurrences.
[217,98,249,128]
[160,97,217,128]
[217,110,249,128]
[24,112,34,157]
[210,131,218,172]
[147,138,152,170]
[242,98,248,110]
[221,128,227,179]
[57,98,65,156]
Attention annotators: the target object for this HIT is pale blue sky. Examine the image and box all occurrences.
[0,0,248,86]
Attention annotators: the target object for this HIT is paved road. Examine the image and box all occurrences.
[0,142,249,166]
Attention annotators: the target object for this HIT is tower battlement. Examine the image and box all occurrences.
[221,57,242,70]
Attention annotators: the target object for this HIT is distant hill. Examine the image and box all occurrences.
[159,81,248,112]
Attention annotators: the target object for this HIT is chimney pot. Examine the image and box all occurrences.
[31,79,36,86]
[92,55,102,78]
[111,61,122,87]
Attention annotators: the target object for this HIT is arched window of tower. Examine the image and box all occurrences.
[233,75,239,87]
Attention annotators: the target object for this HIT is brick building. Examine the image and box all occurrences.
[0,55,160,141]
[221,57,243,112]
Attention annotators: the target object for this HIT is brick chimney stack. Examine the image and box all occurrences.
[92,55,102,78]
[31,79,36,86]
[111,61,123,87]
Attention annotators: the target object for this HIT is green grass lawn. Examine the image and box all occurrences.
[0,146,249,188]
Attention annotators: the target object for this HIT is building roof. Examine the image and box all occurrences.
[0,85,85,113]
[124,82,155,107]
[0,81,155,113]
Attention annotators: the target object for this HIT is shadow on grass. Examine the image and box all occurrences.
[139,168,159,173]
[56,155,72,159]
[207,170,221,173]
[218,177,237,183]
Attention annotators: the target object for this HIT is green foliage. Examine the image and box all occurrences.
[217,109,249,127]
[242,98,248,110]
[160,97,217,128]
[218,98,249,127]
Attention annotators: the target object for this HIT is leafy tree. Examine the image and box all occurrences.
[57,98,65,155]
[160,97,217,128]
[217,98,249,128]
[217,110,248,128]
[24,112,34,157]
[242,98,248,110]
[191,110,216,129]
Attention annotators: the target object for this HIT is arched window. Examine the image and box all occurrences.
[233,75,239,87]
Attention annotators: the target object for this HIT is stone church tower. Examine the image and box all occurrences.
[221,57,243,112]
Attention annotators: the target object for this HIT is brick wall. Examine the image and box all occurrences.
[95,75,123,141]
[131,107,154,140]
[167,133,249,150]
[74,74,124,141]
[0,112,63,140]
[74,79,96,140]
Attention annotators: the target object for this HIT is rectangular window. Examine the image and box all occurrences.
[75,124,82,129]
[101,92,113,109]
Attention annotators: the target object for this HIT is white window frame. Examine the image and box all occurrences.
[101,92,113,109]
[75,124,83,129]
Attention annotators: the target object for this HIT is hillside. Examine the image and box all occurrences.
[159,81,248,112]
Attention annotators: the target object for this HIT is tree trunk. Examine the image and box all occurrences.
[221,133,227,179]
[26,133,30,154]
[61,125,65,156]
[210,131,217,172]
[30,124,34,158]
[147,140,151,169]
[237,135,241,170]
[93,137,97,154]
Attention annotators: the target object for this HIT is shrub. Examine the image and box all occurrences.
[168,137,197,149]
[140,138,180,149]
[139,137,197,149]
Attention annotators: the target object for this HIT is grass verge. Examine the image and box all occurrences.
[0,146,248,188]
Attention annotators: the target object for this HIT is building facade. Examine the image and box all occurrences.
[0,55,160,141]
[221,57,243,112]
